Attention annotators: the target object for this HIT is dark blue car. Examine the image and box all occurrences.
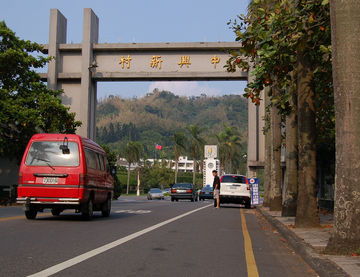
[199,186,214,201]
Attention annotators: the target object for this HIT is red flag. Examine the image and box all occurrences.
[156,144,162,150]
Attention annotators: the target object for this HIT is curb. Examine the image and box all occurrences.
[256,206,350,277]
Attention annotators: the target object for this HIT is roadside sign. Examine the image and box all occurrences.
[249,178,260,205]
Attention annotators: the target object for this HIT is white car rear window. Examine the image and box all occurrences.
[221,175,247,184]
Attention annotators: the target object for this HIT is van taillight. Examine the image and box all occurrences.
[171,189,176,193]
[18,172,23,184]
[247,185,250,190]
[79,173,86,186]
[186,189,192,193]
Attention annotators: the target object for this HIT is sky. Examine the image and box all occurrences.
[1,0,250,99]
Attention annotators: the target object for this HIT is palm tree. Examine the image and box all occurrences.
[224,125,242,173]
[187,124,206,186]
[123,141,143,195]
[216,125,243,174]
[216,131,229,173]
[172,132,187,183]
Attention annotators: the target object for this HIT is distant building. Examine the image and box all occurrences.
[174,156,197,172]
[116,156,200,173]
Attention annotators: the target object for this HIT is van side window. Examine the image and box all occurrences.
[104,156,110,173]
[84,149,97,169]
[96,153,105,171]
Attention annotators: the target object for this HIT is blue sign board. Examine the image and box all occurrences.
[249,178,260,205]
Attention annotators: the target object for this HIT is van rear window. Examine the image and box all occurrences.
[25,141,80,167]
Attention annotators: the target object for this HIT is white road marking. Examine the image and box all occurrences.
[28,204,212,277]
[115,209,152,214]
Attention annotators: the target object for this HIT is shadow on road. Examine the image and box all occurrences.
[34,212,137,222]
[219,204,250,209]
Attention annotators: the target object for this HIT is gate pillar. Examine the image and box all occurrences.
[247,66,265,176]
[47,8,98,140]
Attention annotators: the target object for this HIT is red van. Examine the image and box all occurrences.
[17,134,114,220]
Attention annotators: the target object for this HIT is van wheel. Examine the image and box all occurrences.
[245,200,251,209]
[82,198,94,220]
[101,197,111,217]
[171,198,174,202]
[214,199,217,207]
[25,209,37,220]
[51,209,61,216]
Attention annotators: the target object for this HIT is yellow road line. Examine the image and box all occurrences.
[0,213,52,222]
[240,209,259,277]
[0,215,26,222]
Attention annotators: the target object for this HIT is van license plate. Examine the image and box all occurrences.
[43,177,58,184]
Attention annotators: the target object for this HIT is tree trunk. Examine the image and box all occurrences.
[126,163,131,195]
[263,88,272,207]
[193,158,197,185]
[326,0,360,254]
[175,159,178,183]
[136,170,140,196]
[282,79,298,217]
[269,87,282,211]
[295,53,319,228]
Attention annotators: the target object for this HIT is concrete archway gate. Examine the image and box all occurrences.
[40,8,264,175]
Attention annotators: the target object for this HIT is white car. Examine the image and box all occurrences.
[147,188,164,200]
[217,174,251,208]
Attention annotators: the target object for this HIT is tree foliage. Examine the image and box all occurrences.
[226,0,333,139]
[0,21,81,161]
[186,124,206,185]
[172,132,187,183]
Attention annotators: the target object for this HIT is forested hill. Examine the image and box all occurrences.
[96,90,248,158]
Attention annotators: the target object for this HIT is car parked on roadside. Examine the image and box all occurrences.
[199,186,214,201]
[171,183,198,202]
[217,174,251,208]
[147,188,164,200]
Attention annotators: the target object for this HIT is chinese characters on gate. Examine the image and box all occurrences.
[118,54,221,70]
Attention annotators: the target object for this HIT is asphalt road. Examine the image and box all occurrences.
[0,197,317,277]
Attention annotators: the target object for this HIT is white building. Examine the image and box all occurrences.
[174,156,198,172]
[116,156,199,173]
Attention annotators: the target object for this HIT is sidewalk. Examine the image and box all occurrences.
[257,206,360,277]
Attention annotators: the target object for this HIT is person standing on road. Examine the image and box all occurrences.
[212,170,220,208]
